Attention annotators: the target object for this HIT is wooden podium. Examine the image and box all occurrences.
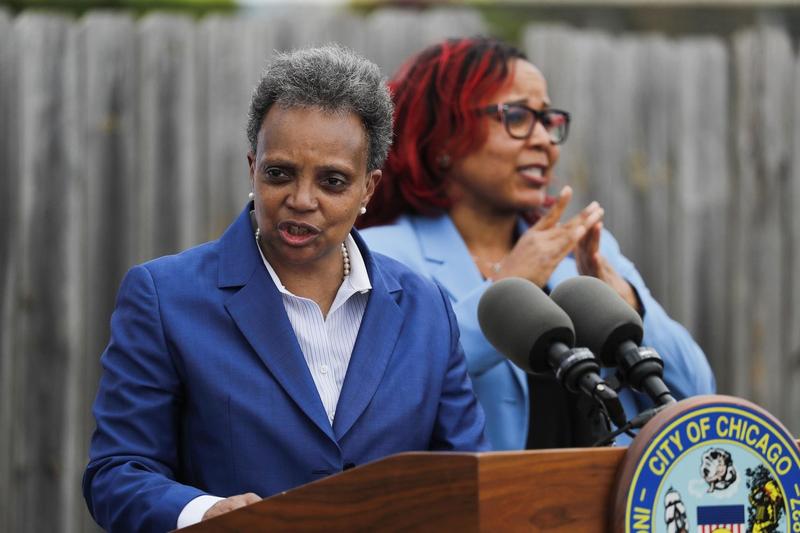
[182,448,627,532]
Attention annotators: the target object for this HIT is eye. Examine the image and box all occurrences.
[264,167,290,182]
[504,107,531,127]
[321,174,348,190]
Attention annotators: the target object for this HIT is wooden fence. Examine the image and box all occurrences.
[0,7,798,532]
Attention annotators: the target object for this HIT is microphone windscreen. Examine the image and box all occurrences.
[478,277,575,373]
[550,276,643,367]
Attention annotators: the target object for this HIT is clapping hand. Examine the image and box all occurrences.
[493,185,604,287]
[574,221,641,313]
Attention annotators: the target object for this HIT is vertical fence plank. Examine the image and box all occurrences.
[6,14,83,533]
[268,6,368,54]
[137,14,201,262]
[732,26,794,423]
[629,37,680,313]
[0,11,15,298]
[78,13,139,533]
[365,9,433,76]
[0,10,18,533]
[199,16,283,240]
[418,7,487,51]
[365,7,485,77]
[672,38,730,373]
[788,52,800,431]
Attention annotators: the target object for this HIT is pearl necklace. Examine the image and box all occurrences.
[255,227,350,280]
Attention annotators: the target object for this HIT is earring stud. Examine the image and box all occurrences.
[248,191,254,201]
[359,206,367,215]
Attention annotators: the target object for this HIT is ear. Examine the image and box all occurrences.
[363,169,382,205]
[247,150,256,187]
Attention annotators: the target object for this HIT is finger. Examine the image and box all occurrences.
[562,201,600,229]
[587,222,602,254]
[583,206,604,229]
[534,185,572,229]
[241,493,262,505]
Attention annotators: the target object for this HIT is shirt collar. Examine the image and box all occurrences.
[257,233,372,297]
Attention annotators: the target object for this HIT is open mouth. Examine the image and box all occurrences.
[518,165,547,187]
[277,221,321,246]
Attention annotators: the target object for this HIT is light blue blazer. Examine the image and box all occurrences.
[361,214,716,450]
[83,206,488,533]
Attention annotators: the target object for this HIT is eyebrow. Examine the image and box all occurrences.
[261,157,355,176]
[502,98,552,109]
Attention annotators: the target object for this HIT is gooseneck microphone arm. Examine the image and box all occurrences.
[615,341,676,406]
[546,343,627,429]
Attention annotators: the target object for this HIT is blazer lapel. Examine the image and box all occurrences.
[219,206,335,441]
[412,215,483,302]
[333,232,404,440]
[414,214,528,393]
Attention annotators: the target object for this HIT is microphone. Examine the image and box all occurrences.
[549,276,676,406]
[478,277,626,428]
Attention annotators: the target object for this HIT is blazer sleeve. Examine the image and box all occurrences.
[429,283,491,452]
[450,283,510,377]
[83,265,206,533]
[600,230,717,406]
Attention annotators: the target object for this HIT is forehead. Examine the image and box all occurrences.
[492,59,550,106]
[256,105,368,167]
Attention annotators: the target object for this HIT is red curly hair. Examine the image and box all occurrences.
[359,37,527,228]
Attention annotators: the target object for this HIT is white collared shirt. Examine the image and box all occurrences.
[177,234,371,529]
[258,233,372,424]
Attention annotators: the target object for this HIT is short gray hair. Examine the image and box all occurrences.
[246,45,394,172]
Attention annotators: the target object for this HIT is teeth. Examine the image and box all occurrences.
[521,167,543,178]
[287,225,310,236]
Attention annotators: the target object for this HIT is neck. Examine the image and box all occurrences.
[449,202,517,257]
[261,243,346,317]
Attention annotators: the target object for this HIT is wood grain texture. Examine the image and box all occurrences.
[0,10,17,533]
[731,27,795,410]
[477,448,624,532]
[788,48,800,444]
[6,13,83,533]
[182,450,628,532]
[184,453,481,532]
[137,14,202,261]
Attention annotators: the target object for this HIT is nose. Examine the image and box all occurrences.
[526,119,552,148]
[286,178,318,211]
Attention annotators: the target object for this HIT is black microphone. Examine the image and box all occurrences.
[550,276,676,406]
[477,277,626,428]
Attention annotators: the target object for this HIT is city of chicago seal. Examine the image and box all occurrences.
[612,396,800,533]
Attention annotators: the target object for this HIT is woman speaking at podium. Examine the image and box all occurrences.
[83,45,488,532]
[359,37,715,451]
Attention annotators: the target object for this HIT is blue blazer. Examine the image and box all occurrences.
[361,214,716,450]
[83,206,488,533]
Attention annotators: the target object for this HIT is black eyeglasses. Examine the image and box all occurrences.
[482,103,571,145]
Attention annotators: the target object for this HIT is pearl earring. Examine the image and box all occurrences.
[248,191,254,201]
[359,206,367,215]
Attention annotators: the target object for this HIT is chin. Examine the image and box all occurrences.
[513,191,548,210]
